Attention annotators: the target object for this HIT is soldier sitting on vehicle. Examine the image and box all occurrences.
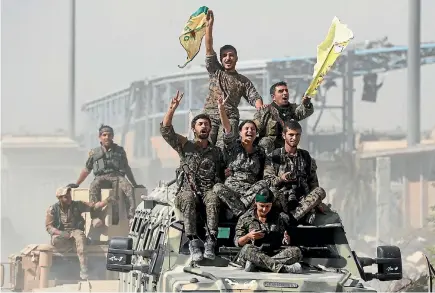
[213,95,268,218]
[234,188,303,273]
[253,81,314,154]
[263,120,341,226]
[45,186,109,280]
[161,90,223,262]
[71,124,144,226]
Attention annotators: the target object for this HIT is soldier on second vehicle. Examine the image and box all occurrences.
[253,81,314,154]
[213,95,268,218]
[234,188,303,273]
[203,9,264,148]
[263,120,341,226]
[160,90,223,262]
[45,186,109,279]
[71,124,144,226]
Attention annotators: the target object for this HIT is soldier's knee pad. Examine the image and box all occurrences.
[314,187,326,201]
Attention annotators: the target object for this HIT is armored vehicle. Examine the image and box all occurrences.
[0,185,146,292]
[106,179,404,292]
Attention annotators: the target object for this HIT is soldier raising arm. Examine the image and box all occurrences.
[253,81,314,154]
[212,95,268,217]
[161,90,223,262]
[202,9,264,148]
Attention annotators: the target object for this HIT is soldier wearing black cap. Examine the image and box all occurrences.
[71,124,144,224]
[234,188,303,273]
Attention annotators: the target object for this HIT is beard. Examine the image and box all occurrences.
[197,132,209,140]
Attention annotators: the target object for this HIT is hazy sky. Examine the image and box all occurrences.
[2,0,435,135]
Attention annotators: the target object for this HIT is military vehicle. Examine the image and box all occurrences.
[105,178,404,292]
[0,185,146,292]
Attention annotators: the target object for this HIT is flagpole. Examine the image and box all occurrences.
[68,0,76,139]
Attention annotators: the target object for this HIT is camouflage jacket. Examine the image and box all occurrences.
[45,201,93,235]
[222,130,266,192]
[85,143,129,176]
[263,147,319,195]
[253,102,314,146]
[234,206,287,250]
[203,53,262,120]
[160,123,224,192]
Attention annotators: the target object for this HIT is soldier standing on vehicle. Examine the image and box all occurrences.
[234,188,303,273]
[253,81,314,154]
[71,124,144,226]
[203,9,264,148]
[45,186,109,279]
[263,120,340,225]
[160,90,223,262]
[213,96,268,217]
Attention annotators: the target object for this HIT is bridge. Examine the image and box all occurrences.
[81,42,435,168]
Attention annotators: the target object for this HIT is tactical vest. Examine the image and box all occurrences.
[52,201,85,231]
[91,144,127,176]
[271,148,312,196]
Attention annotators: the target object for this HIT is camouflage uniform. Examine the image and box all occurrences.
[45,199,93,277]
[213,130,268,216]
[203,53,263,148]
[160,123,222,236]
[234,207,302,273]
[253,102,314,154]
[86,143,136,219]
[263,148,339,225]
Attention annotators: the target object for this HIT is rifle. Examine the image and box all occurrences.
[179,163,213,240]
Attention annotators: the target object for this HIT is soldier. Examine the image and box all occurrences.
[160,90,222,262]
[234,188,303,273]
[213,96,268,217]
[203,9,264,148]
[45,186,109,279]
[72,124,144,226]
[263,120,341,226]
[253,81,314,154]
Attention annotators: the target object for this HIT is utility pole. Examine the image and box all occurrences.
[68,0,76,139]
[407,0,421,146]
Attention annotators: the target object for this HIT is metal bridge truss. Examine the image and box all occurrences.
[81,42,435,165]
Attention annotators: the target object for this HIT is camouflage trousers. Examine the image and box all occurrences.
[258,136,285,155]
[237,244,302,273]
[208,115,239,149]
[175,190,220,237]
[310,203,342,226]
[51,229,87,270]
[213,180,269,217]
[89,174,136,219]
[274,187,326,221]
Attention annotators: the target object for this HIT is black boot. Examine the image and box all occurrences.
[203,235,216,260]
[189,239,203,262]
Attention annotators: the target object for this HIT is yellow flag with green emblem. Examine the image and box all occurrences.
[305,16,354,97]
[178,6,209,68]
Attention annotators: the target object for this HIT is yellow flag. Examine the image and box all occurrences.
[305,17,354,97]
[178,6,209,68]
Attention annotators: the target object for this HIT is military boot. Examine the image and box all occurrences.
[282,263,302,274]
[203,236,216,260]
[80,267,89,280]
[189,239,203,262]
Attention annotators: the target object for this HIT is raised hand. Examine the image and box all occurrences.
[169,90,184,111]
[206,10,214,27]
[217,95,229,107]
